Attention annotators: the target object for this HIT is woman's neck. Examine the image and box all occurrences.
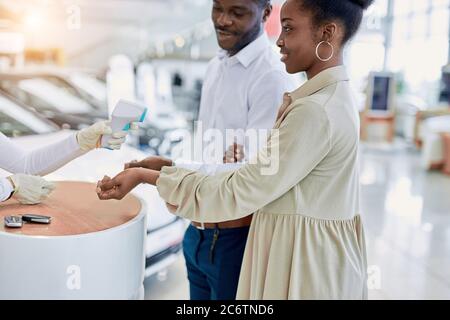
[306,55,343,80]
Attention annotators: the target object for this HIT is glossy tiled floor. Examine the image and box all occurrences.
[145,141,450,300]
[360,141,450,299]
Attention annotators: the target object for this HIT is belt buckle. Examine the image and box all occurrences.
[194,222,205,230]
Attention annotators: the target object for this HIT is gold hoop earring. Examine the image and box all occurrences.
[315,41,334,62]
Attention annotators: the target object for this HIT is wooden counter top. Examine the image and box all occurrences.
[0,181,142,237]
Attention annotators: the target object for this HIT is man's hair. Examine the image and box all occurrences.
[254,0,271,8]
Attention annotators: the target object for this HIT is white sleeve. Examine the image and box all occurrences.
[247,70,287,130]
[174,160,244,176]
[245,70,297,159]
[0,132,86,176]
[0,177,14,202]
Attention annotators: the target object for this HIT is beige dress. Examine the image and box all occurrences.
[156,66,368,299]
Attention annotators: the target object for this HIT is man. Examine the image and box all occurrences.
[103,0,297,300]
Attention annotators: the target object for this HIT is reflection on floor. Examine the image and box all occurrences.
[144,141,450,300]
[361,141,450,299]
[144,255,189,300]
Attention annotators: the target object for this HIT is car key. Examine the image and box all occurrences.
[21,214,52,224]
[4,216,23,228]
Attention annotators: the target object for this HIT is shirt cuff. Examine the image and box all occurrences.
[173,160,243,176]
[0,177,14,202]
[173,160,203,172]
[69,132,83,152]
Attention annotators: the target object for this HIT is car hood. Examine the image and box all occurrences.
[1,131,177,231]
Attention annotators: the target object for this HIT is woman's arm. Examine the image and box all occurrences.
[96,168,160,200]
[96,168,178,213]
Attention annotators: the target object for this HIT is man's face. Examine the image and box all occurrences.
[212,0,269,55]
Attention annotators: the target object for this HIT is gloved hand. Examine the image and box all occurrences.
[76,120,139,151]
[9,174,55,205]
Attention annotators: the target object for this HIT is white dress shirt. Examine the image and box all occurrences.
[174,160,243,176]
[195,32,298,162]
[0,132,84,201]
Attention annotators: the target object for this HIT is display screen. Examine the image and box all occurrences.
[439,71,450,104]
[371,76,391,111]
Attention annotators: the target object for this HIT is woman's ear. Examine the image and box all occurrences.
[262,4,273,23]
[321,22,338,42]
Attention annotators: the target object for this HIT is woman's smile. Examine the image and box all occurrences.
[280,49,289,62]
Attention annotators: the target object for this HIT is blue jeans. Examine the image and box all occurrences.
[182,224,249,300]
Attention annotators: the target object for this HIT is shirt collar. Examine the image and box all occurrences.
[289,65,349,100]
[217,33,271,68]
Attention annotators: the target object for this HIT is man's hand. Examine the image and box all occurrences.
[96,168,143,200]
[223,143,245,163]
[124,156,173,171]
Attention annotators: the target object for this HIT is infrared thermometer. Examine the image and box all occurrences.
[101,99,148,148]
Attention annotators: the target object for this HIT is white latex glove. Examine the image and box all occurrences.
[76,120,139,151]
[9,174,55,205]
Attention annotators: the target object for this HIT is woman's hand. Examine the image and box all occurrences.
[276,93,293,121]
[96,168,144,200]
[77,120,139,151]
[9,174,55,205]
[96,168,160,200]
[124,156,173,171]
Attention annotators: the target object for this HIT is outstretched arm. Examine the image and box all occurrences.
[0,131,84,176]
[0,121,133,176]
[96,168,160,200]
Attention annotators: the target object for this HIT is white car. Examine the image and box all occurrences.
[0,93,186,279]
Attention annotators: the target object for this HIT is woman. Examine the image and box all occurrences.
[97,0,372,299]
[0,120,133,204]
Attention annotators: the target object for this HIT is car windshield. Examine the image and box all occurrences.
[0,95,55,137]
[0,78,94,114]
[69,73,107,103]
[41,76,83,98]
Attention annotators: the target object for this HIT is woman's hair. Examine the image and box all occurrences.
[297,0,374,44]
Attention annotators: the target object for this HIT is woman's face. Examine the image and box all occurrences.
[277,0,321,74]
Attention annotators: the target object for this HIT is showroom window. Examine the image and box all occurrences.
[345,0,388,109]
[388,0,449,106]
[345,0,450,108]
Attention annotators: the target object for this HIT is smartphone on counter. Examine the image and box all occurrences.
[4,216,23,228]
[21,214,52,224]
